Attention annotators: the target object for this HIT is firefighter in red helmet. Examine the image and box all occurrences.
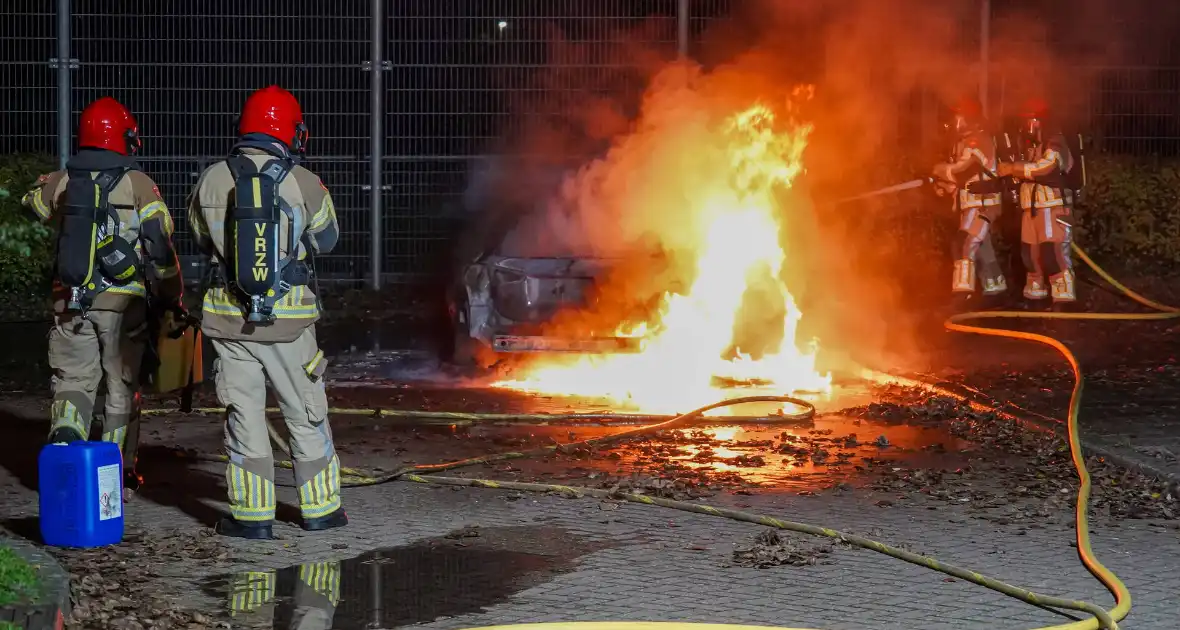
[995,97,1077,309]
[20,97,184,495]
[931,95,1006,309]
[188,85,344,539]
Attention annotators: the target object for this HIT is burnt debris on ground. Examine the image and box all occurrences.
[729,529,838,569]
[135,380,1180,523]
[51,528,232,630]
[855,385,1179,522]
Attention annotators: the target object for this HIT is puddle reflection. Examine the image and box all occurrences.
[205,534,584,629]
[226,562,340,629]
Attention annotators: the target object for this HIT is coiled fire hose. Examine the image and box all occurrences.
[148,242,1176,630]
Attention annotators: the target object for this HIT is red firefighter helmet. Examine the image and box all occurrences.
[239,85,308,153]
[1018,97,1049,143]
[951,95,983,120]
[946,95,984,136]
[78,97,141,156]
[1019,97,1050,119]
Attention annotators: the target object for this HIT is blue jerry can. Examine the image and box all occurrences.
[38,441,124,548]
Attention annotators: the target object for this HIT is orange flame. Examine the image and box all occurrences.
[494,83,830,414]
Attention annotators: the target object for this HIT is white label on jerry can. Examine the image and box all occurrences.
[97,464,122,521]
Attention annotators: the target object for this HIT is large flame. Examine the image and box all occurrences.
[494,85,830,414]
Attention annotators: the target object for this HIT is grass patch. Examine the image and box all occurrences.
[0,545,40,607]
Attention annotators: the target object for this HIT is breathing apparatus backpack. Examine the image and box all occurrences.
[1058,131,1087,205]
[56,168,141,312]
[223,154,308,323]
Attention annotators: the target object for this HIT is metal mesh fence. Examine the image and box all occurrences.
[0,1,57,155]
[987,0,1180,156]
[68,0,373,277]
[381,0,680,280]
[6,1,1180,289]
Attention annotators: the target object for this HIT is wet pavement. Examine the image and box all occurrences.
[3,312,1180,629]
[455,419,970,491]
[202,526,603,630]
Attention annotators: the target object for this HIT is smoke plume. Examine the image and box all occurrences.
[464,0,1143,376]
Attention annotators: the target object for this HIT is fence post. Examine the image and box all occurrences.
[56,0,71,168]
[368,0,384,290]
[677,0,689,58]
[979,0,990,117]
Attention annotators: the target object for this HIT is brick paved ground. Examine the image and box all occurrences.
[2,382,1178,630]
[906,316,1180,483]
[4,305,1180,629]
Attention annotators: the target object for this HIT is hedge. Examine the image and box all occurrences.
[0,153,56,298]
[1073,155,1180,265]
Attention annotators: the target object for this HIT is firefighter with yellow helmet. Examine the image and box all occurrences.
[187,85,344,539]
[22,97,184,492]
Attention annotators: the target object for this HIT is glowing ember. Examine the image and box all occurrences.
[494,83,830,414]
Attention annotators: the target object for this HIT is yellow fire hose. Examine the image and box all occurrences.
[936,242,1180,630]
[154,243,1177,629]
[147,407,819,428]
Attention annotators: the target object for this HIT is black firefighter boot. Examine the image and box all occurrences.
[216,517,275,540]
[302,510,348,532]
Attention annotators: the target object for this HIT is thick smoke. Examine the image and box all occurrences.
[462,0,1144,376]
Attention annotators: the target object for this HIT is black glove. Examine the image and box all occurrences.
[169,300,189,319]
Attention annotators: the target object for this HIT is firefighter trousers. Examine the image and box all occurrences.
[48,301,147,468]
[952,204,1006,295]
[228,561,340,629]
[1020,205,1075,302]
[211,326,341,523]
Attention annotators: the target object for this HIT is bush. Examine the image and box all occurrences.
[0,153,57,297]
[1074,154,1180,266]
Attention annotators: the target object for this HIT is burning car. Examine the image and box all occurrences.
[445,254,649,367]
[443,74,831,412]
[442,155,656,368]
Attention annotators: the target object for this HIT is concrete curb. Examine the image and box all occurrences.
[0,536,71,630]
[1072,435,1180,488]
